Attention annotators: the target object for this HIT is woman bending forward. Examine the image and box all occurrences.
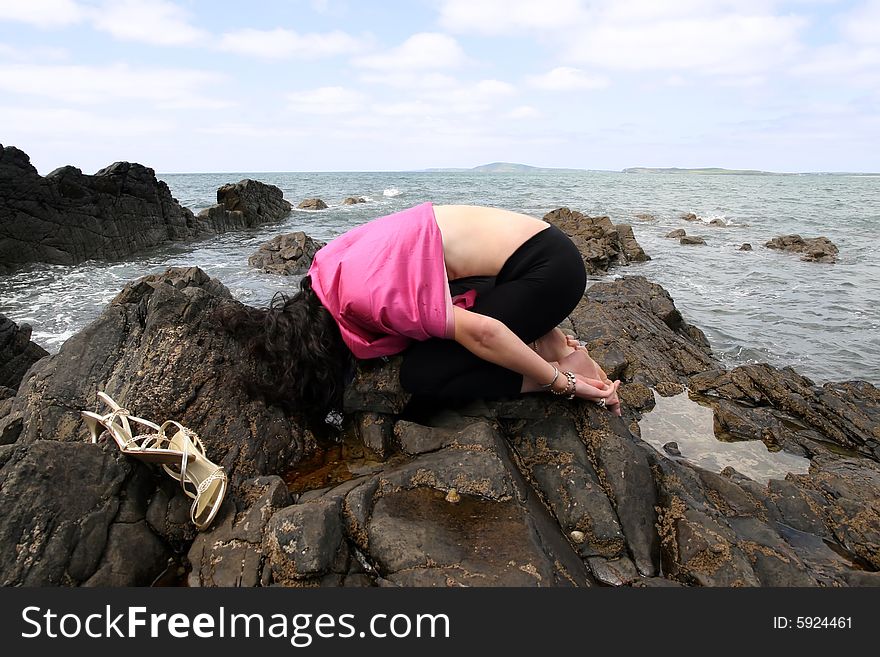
[222,202,621,422]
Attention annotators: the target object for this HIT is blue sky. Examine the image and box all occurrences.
[1,0,878,173]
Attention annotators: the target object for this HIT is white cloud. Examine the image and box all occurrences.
[0,0,83,27]
[440,1,807,79]
[354,32,467,71]
[505,105,541,119]
[196,122,309,139]
[287,86,367,114]
[0,42,69,62]
[90,0,206,46]
[793,43,880,86]
[838,0,880,44]
[565,14,806,76]
[527,67,609,90]
[438,0,585,34]
[0,63,230,109]
[218,28,365,59]
[0,106,171,137]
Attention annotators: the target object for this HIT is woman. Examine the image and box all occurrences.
[221,202,621,423]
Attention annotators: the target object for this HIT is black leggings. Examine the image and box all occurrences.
[399,225,587,399]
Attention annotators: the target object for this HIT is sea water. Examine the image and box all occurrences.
[1,170,878,386]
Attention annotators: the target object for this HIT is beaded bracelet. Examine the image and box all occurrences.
[551,371,577,399]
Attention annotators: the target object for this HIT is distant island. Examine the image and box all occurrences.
[622,167,777,175]
[416,162,876,175]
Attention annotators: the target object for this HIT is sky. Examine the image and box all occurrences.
[0,0,878,173]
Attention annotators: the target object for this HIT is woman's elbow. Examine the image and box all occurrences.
[470,315,505,350]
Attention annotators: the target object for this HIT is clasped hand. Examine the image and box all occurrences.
[560,336,622,416]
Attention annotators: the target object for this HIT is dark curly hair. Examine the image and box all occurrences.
[215,275,352,423]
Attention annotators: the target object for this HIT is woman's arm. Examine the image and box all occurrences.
[452,306,618,401]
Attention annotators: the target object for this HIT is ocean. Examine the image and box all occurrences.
[1,170,878,386]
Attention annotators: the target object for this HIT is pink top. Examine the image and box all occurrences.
[308,202,471,359]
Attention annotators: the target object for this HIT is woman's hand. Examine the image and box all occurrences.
[569,375,622,416]
[559,338,622,415]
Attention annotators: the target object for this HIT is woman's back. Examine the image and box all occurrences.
[432,205,549,280]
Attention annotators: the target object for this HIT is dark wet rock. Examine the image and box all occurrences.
[0,440,171,586]
[0,266,304,484]
[680,235,706,245]
[543,207,650,274]
[663,441,682,457]
[0,313,48,391]
[681,212,699,221]
[343,356,410,415]
[0,266,310,585]
[0,144,203,272]
[187,476,290,587]
[355,412,394,459]
[616,224,650,263]
[666,229,686,239]
[197,179,291,233]
[765,234,839,263]
[689,364,880,461]
[507,416,625,559]
[589,426,660,575]
[569,276,714,388]
[266,498,344,582]
[739,243,753,251]
[248,231,325,276]
[370,488,558,586]
[587,555,640,586]
[343,196,367,205]
[297,198,328,210]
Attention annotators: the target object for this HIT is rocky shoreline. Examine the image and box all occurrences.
[0,146,874,587]
[0,240,876,587]
[0,145,292,274]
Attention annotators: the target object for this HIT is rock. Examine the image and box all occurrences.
[355,412,394,459]
[248,232,325,276]
[739,243,753,251]
[266,498,344,583]
[298,198,328,210]
[616,224,650,262]
[0,266,310,586]
[681,212,699,221]
[507,416,626,560]
[680,236,706,245]
[343,356,410,415]
[0,314,48,392]
[0,440,171,586]
[343,196,367,205]
[188,476,290,587]
[709,218,727,227]
[663,441,681,457]
[587,556,640,586]
[590,426,660,575]
[633,213,655,221]
[688,364,880,461]
[197,179,291,233]
[0,144,203,273]
[765,234,838,263]
[666,229,686,239]
[568,276,715,388]
[543,207,650,274]
[0,266,305,486]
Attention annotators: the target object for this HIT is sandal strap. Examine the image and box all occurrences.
[197,467,227,495]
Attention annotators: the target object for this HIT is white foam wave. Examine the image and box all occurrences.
[383,187,402,197]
